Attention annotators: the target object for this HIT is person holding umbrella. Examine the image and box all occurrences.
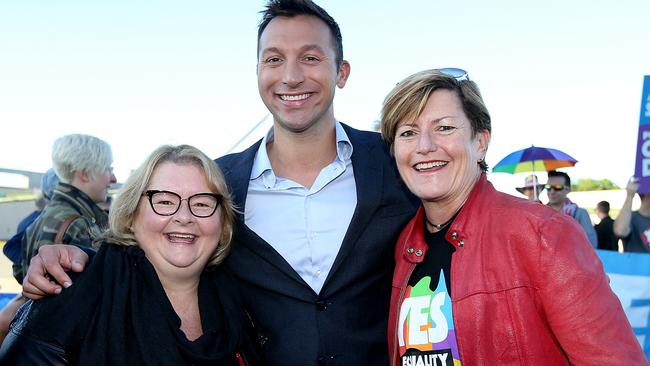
[380,68,644,365]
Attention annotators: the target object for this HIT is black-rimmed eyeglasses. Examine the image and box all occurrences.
[437,67,469,81]
[143,190,222,218]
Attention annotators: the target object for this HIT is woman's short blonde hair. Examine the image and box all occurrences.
[380,69,492,171]
[101,144,236,268]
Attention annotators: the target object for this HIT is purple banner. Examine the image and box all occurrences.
[634,76,650,194]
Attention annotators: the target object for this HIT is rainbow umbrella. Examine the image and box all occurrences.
[492,146,577,200]
[492,146,578,174]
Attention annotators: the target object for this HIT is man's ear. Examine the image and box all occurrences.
[336,60,350,89]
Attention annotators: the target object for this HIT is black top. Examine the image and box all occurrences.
[0,243,243,366]
[595,216,618,251]
[399,224,459,366]
[409,227,455,292]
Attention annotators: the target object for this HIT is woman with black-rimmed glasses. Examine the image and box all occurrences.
[381,69,645,365]
[0,145,252,365]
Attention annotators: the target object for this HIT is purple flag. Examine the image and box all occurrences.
[635,76,650,194]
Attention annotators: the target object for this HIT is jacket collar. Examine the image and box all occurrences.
[445,174,494,249]
[223,123,386,294]
[51,182,109,228]
[249,121,354,184]
[399,206,428,264]
[401,174,494,259]
[325,124,383,285]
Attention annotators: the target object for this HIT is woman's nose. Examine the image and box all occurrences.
[416,132,436,154]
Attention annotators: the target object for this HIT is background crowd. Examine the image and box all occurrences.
[514,172,650,254]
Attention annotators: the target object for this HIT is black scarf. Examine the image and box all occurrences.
[26,243,242,365]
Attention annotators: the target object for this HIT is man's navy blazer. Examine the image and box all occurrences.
[216,124,417,366]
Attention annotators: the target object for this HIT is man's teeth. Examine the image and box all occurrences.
[280,93,310,101]
[415,161,447,170]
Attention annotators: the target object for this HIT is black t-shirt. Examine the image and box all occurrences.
[408,226,455,290]
[397,224,462,366]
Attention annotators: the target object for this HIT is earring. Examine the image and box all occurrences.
[477,157,484,163]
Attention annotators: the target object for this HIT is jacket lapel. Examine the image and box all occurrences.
[219,141,259,213]
[218,141,313,293]
[324,126,383,284]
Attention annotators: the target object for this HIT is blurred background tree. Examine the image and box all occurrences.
[572,178,620,191]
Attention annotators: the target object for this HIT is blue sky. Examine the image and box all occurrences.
[1,0,648,193]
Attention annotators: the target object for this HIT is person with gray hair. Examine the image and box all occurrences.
[51,134,115,202]
[1,145,247,365]
[13,134,116,283]
[20,1,417,364]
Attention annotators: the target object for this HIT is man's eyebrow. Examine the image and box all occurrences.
[300,44,326,53]
[260,47,282,56]
[260,44,326,56]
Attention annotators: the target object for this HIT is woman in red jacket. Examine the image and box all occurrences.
[380,68,646,365]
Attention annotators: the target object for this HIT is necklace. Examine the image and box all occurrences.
[425,216,455,231]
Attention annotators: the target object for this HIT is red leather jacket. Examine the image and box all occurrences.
[388,175,647,365]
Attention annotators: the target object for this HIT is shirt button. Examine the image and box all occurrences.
[415,249,423,257]
[407,247,414,254]
[451,232,458,239]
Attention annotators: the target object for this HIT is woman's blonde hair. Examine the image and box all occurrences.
[102,144,235,267]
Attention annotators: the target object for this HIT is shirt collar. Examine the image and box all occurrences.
[250,121,353,182]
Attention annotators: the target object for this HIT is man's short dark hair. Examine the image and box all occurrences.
[597,201,610,214]
[548,170,571,187]
[257,0,344,68]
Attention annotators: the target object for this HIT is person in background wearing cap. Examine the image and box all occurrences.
[0,169,60,345]
[614,176,650,253]
[515,174,545,203]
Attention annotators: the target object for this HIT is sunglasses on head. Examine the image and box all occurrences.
[437,67,469,81]
[545,184,566,191]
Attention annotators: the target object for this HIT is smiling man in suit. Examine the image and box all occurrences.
[216,1,415,364]
[22,1,416,365]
